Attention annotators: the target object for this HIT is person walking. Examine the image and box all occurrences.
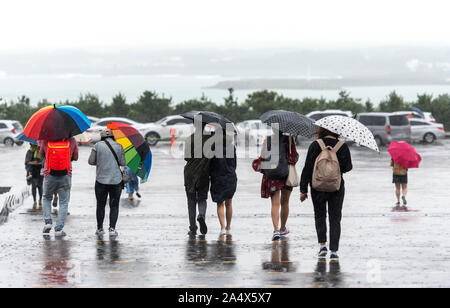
[299,127,353,262]
[253,131,299,241]
[391,159,408,210]
[25,144,44,210]
[39,138,79,237]
[210,131,237,236]
[88,129,126,237]
[126,166,141,201]
[184,124,211,237]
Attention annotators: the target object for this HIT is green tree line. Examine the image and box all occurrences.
[1,89,450,129]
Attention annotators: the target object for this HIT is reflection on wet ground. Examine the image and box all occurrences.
[0,142,449,287]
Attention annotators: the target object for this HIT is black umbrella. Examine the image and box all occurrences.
[182,111,234,130]
[260,110,316,137]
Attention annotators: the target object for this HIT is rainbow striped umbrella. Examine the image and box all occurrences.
[107,122,152,180]
[24,104,91,141]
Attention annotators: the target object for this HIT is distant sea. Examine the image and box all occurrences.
[1,74,450,106]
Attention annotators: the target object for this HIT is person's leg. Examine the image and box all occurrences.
[271,190,281,231]
[197,190,208,235]
[280,189,291,231]
[37,179,43,203]
[186,192,198,232]
[126,182,134,200]
[401,183,408,206]
[225,199,233,231]
[95,181,108,230]
[108,183,122,229]
[395,183,401,203]
[328,187,345,253]
[311,189,328,246]
[42,177,55,225]
[217,202,226,230]
[31,181,37,203]
[54,176,71,232]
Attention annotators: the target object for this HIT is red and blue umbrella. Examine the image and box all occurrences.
[107,122,152,180]
[24,104,91,141]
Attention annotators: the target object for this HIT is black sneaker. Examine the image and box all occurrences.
[272,231,281,241]
[330,253,339,262]
[402,196,407,206]
[318,246,328,258]
[197,217,208,235]
[136,192,141,198]
[187,230,197,238]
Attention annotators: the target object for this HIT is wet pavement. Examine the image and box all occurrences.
[0,140,449,288]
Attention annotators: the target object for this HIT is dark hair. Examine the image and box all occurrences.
[316,127,339,139]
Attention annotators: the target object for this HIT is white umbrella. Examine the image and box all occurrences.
[314,115,379,152]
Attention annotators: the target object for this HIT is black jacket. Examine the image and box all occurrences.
[300,138,353,194]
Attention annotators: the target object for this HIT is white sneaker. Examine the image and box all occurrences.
[55,230,66,237]
[96,229,105,236]
[109,228,118,237]
[43,224,52,235]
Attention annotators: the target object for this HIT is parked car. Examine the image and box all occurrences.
[143,115,194,146]
[87,117,145,143]
[306,109,353,121]
[409,118,445,144]
[236,120,273,146]
[355,113,411,146]
[394,111,437,123]
[0,120,24,146]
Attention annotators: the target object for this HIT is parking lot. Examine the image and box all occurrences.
[0,139,449,288]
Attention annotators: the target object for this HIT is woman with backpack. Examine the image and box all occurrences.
[253,131,298,241]
[299,127,352,262]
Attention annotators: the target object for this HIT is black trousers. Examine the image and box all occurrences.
[95,181,122,230]
[311,185,345,252]
[31,177,43,202]
[186,190,208,232]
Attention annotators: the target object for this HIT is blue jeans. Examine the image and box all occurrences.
[126,180,139,195]
[43,175,71,231]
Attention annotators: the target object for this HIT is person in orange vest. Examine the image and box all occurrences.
[39,138,79,237]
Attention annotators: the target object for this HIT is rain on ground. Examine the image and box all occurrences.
[0,140,449,288]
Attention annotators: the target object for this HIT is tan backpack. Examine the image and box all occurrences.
[312,139,344,192]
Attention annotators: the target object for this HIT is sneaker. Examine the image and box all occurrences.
[96,229,105,236]
[280,228,290,237]
[272,231,281,241]
[109,228,118,237]
[43,224,52,235]
[318,246,328,258]
[197,217,208,235]
[136,192,141,198]
[400,205,408,211]
[32,201,37,209]
[330,253,339,262]
[220,229,227,236]
[393,202,401,210]
[226,229,232,236]
[55,230,66,237]
[187,230,197,237]
[402,196,407,206]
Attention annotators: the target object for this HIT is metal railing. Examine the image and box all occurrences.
[0,186,30,225]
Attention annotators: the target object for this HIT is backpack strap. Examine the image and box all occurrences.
[316,139,327,151]
[331,141,344,153]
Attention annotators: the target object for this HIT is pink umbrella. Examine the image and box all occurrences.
[388,141,422,169]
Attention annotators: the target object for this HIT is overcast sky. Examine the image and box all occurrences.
[1,0,449,52]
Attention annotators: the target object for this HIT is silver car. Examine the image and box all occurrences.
[410,119,445,144]
[355,113,411,146]
[0,120,24,146]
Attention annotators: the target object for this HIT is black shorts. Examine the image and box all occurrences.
[393,174,408,184]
